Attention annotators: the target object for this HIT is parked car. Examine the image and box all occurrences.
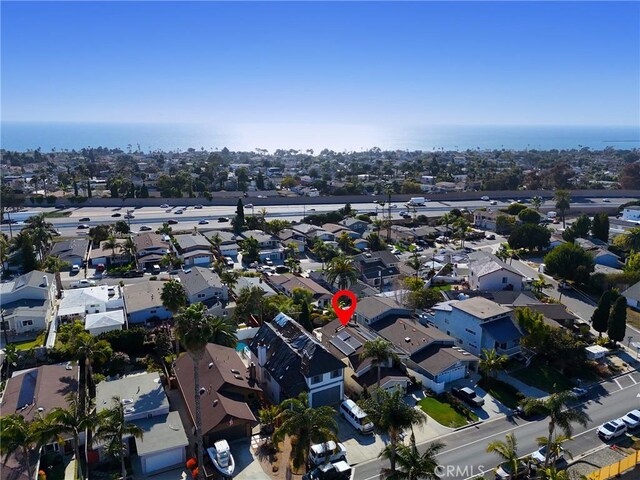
[598,419,627,440]
[96,263,106,273]
[71,265,80,274]
[621,410,640,429]
[531,445,563,464]
[495,460,534,480]
[302,461,352,480]
[79,217,90,222]
[71,279,96,289]
[485,234,496,240]
[571,386,588,399]
[139,225,152,231]
[481,196,490,201]
[218,217,229,223]
[224,257,234,267]
[198,219,209,225]
[451,386,485,407]
[308,441,347,466]
[167,219,179,225]
[111,213,121,217]
[123,269,145,278]
[265,258,274,266]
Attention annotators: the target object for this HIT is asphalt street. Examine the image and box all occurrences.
[353,372,640,480]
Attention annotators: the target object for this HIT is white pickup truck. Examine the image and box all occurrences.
[70,279,96,289]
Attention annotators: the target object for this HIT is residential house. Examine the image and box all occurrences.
[278,229,306,253]
[173,233,214,267]
[50,239,90,267]
[241,230,280,249]
[425,297,523,357]
[338,218,369,234]
[468,251,525,291]
[371,316,478,393]
[174,343,262,443]
[248,313,345,407]
[89,239,127,267]
[123,281,172,324]
[354,296,412,326]
[0,271,56,336]
[268,273,332,307]
[203,230,239,257]
[1,363,80,478]
[322,224,360,239]
[178,266,228,305]
[57,285,110,322]
[233,276,277,298]
[84,309,126,335]
[308,271,378,298]
[474,210,507,232]
[95,372,188,474]
[353,251,401,290]
[134,233,171,270]
[623,281,640,309]
[316,320,411,394]
[575,238,622,268]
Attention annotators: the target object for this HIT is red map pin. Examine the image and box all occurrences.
[332,290,357,326]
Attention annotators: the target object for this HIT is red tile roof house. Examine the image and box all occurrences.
[173,344,262,446]
[0,363,80,480]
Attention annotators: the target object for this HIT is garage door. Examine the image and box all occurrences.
[143,447,185,474]
[311,386,341,407]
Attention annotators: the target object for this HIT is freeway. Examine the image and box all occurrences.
[353,371,640,480]
[1,196,630,238]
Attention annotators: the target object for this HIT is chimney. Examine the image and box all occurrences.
[43,276,49,287]
[248,362,256,380]
[257,342,267,367]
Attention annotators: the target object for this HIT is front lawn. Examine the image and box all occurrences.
[511,363,573,393]
[478,377,523,408]
[11,331,46,351]
[430,284,452,291]
[417,396,477,428]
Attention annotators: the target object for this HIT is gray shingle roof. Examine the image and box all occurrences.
[468,251,524,279]
[51,239,89,260]
[623,281,640,302]
[178,266,223,295]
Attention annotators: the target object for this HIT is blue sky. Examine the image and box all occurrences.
[2,1,639,127]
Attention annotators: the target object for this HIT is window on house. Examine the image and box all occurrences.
[330,369,341,379]
[198,293,205,298]
[150,310,156,314]
[464,328,476,335]
[502,277,508,284]
[311,374,322,384]
[444,318,449,324]
[22,320,33,327]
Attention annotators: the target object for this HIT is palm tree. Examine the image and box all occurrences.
[440,212,455,237]
[161,279,188,316]
[258,405,280,437]
[311,239,330,269]
[360,389,427,473]
[325,254,358,290]
[554,190,571,228]
[95,396,143,480]
[479,348,508,381]
[520,391,590,468]
[337,232,355,253]
[175,303,234,480]
[405,247,421,277]
[0,233,9,266]
[207,314,238,347]
[615,227,640,252]
[103,235,118,258]
[538,466,570,480]
[360,338,399,388]
[42,392,99,480]
[453,217,470,249]
[531,196,543,212]
[119,237,136,262]
[24,213,55,260]
[486,433,521,480]
[70,333,112,411]
[240,237,260,263]
[272,393,338,470]
[0,415,40,480]
[380,432,444,480]
[209,232,223,255]
[285,255,302,273]
[219,270,239,295]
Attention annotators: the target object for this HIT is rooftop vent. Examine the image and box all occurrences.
[208,362,214,369]
[231,369,240,374]
[199,387,206,395]
[121,398,133,405]
[234,374,242,380]
[213,399,219,407]
[404,337,411,343]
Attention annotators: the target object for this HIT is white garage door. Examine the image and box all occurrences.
[143,448,185,474]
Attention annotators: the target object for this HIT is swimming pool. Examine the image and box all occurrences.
[236,341,248,352]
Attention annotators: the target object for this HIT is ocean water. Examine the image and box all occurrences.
[1,122,639,153]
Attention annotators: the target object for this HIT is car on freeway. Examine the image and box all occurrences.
[167,219,179,225]
[77,224,90,229]
[602,198,610,203]
[160,204,170,209]
[124,213,135,219]
[218,217,229,223]
[451,386,485,407]
[79,217,90,222]
[198,219,209,225]
[139,226,152,231]
[490,200,498,205]
[531,445,563,464]
[390,204,397,208]
[195,204,203,209]
[481,195,490,201]
[598,419,627,440]
[175,209,184,214]
[621,410,640,429]
[257,194,267,198]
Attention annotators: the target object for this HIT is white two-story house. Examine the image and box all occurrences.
[248,313,345,407]
[0,270,57,335]
[424,296,523,358]
[468,251,525,292]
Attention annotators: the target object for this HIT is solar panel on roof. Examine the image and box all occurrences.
[330,337,356,356]
[337,330,362,349]
[291,335,309,350]
[17,370,38,410]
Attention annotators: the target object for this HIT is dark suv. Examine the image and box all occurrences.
[451,386,485,407]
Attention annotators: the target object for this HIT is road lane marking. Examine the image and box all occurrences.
[615,378,623,389]
[629,375,637,385]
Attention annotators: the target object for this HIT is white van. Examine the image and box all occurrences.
[547,211,557,219]
[151,264,161,275]
[340,399,374,434]
[308,441,347,466]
